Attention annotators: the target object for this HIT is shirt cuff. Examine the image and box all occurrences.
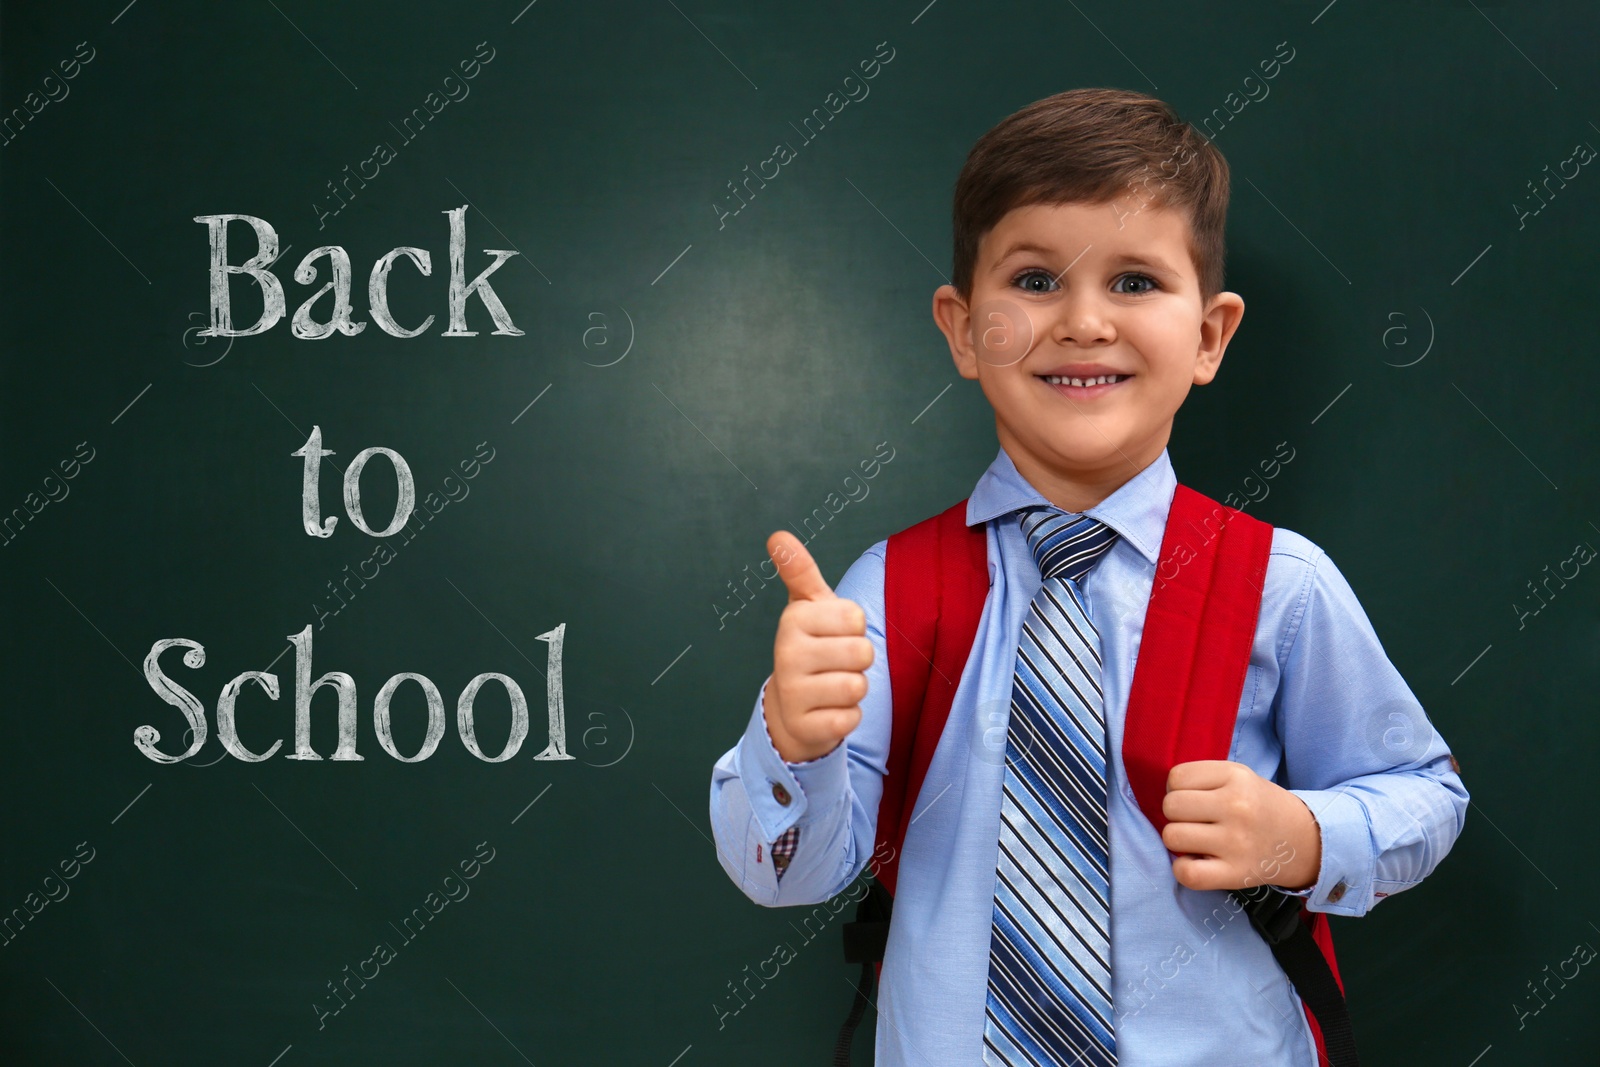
[1287,787,1375,916]
[737,675,850,843]
[771,826,800,881]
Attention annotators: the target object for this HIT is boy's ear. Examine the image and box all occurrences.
[932,284,981,380]
[1193,291,1246,386]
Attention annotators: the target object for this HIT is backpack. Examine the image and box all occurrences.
[833,486,1358,1067]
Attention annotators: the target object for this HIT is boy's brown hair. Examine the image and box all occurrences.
[950,88,1230,305]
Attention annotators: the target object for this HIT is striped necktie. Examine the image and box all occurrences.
[983,506,1120,1066]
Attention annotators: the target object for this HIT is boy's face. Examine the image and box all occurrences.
[932,199,1245,510]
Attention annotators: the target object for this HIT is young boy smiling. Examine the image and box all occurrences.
[709,88,1467,1066]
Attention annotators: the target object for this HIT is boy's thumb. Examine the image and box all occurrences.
[767,531,834,602]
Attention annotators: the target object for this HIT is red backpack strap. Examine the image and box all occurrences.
[874,499,989,896]
[1123,484,1352,1066]
[1122,483,1274,833]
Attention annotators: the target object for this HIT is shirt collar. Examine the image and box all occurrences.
[965,444,1174,566]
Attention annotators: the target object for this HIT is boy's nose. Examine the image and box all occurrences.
[1049,300,1115,347]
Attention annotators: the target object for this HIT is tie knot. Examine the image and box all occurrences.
[1021,506,1119,583]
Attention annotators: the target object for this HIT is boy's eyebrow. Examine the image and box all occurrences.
[991,240,1057,265]
[1110,253,1183,279]
[990,241,1183,280]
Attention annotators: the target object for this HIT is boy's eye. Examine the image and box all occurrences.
[1009,268,1161,295]
[1011,268,1060,293]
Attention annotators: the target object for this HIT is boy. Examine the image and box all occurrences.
[708,88,1467,1066]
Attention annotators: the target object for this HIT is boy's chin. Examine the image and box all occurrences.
[1048,445,1132,471]
[1008,434,1131,471]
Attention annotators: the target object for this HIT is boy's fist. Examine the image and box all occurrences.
[1160,760,1323,892]
[761,531,874,764]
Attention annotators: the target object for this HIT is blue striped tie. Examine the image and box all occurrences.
[983,506,1120,1066]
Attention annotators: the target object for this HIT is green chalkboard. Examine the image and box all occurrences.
[2,1,1595,1063]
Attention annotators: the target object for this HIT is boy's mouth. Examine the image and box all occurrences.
[1036,372,1132,400]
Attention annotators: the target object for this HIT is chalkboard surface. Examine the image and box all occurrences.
[2,2,1596,1064]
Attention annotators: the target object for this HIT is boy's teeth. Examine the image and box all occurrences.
[1043,374,1127,386]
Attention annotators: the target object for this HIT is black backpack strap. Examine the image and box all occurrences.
[833,878,893,1066]
[1232,885,1360,1067]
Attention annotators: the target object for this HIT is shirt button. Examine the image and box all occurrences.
[1327,880,1348,904]
[772,783,792,806]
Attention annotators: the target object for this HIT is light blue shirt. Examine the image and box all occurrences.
[709,444,1468,1066]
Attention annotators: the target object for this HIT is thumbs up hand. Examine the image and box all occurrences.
[761,531,875,764]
